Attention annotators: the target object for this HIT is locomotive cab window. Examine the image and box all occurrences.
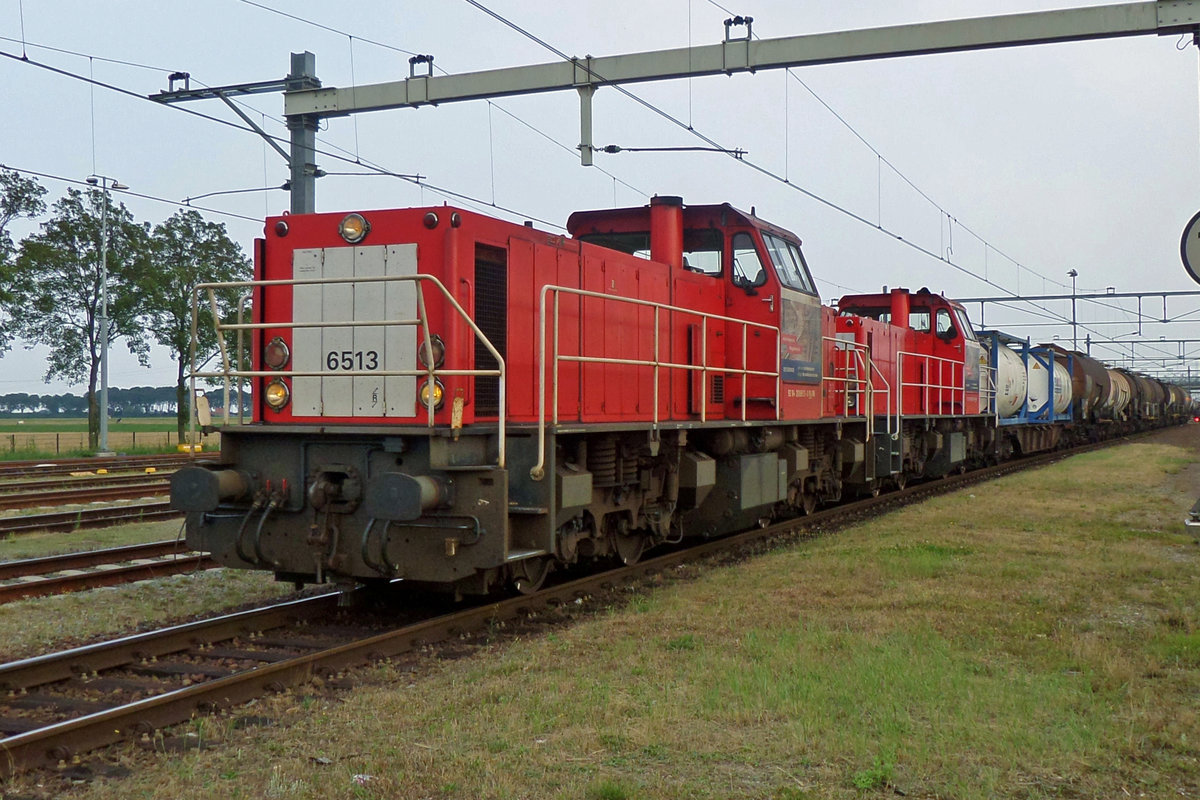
[731,232,767,289]
[936,308,957,340]
[954,309,977,341]
[909,309,931,333]
[763,232,816,294]
[840,305,888,322]
[578,229,723,277]
[682,229,722,276]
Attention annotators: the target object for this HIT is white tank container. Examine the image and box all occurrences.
[1051,361,1073,414]
[1106,369,1131,415]
[1027,356,1073,416]
[991,344,1028,418]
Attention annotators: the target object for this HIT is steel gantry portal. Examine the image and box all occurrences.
[150,1,1200,214]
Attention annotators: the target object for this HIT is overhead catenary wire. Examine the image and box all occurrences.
[1,163,262,223]
[237,0,425,58]
[0,47,565,230]
[233,1,648,199]
[700,0,1075,295]
[458,2,1088,324]
[0,24,646,222]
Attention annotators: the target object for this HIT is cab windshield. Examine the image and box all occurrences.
[954,308,977,341]
[762,232,816,294]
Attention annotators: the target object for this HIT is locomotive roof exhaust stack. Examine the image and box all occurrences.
[890,288,910,329]
[649,195,684,272]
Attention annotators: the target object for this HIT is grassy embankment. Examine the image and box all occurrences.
[10,436,1200,799]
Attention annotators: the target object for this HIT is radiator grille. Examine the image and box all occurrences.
[711,375,725,404]
[474,245,507,416]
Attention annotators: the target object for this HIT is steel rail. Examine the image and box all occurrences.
[0,472,176,494]
[0,593,342,692]
[0,503,180,536]
[0,554,216,604]
[0,481,169,511]
[0,431,1150,777]
[0,455,194,480]
[0,540,191,581]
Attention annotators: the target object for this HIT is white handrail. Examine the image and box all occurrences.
[869,360,896,438]
[821,336,872,429]
[896,350,966,421]
[188,273,509,468]
[531,284,781,480]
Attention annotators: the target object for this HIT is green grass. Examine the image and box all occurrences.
[0,417,179,433]
[0,567,294,662]
[0,416,217,459]
[0,517,182,561]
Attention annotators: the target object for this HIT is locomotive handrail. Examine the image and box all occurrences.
[187,273,508,469]
[821,337,873,432]
[896,350,966,426]
[980,363,999,424]
[235,291,253,426]
[869,362,896,439]
[531,284,781,481]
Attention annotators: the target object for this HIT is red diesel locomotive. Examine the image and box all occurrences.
[170,195,1187,596]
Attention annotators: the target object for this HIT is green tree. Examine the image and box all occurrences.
[139,210,250,443]
[2,187,151,448]
[0,168,48,350]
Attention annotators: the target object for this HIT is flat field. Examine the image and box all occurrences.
[0,417,216,456]
[15,427,1200,800]
[0,419,177,433]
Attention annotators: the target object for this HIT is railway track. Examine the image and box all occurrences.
[0,502,180,537]
[0,438,1124,778]
[0,454,196,480]
[0,541,216,604]
[0,481,170,511]
[0,472,174,495]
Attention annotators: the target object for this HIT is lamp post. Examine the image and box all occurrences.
[1067,269,1079,351]
[86,175,128,455]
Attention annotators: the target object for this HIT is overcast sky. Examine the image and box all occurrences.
[2,0,1199,394]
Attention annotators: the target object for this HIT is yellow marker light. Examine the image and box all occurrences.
[418,378,445,411]
[338,213,370,244]
[263,336,291,370]
[265,378,291,412]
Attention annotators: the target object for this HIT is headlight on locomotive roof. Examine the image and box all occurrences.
[338,213,370,243]
[418,378,445,411]
[418,334,445,369]
[264,378,291,412]
[263,336,291,370]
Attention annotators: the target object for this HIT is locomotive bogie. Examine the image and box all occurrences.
[180,427,521,591]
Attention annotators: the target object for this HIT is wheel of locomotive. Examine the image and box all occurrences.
[606,515,647,565]
[614,528,646,565]
[893,472,908,491]
[509,556,552,595]
[800,490,817,516]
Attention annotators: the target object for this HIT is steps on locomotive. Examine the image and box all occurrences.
[509,505,549,515]
[873,422,903,479]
